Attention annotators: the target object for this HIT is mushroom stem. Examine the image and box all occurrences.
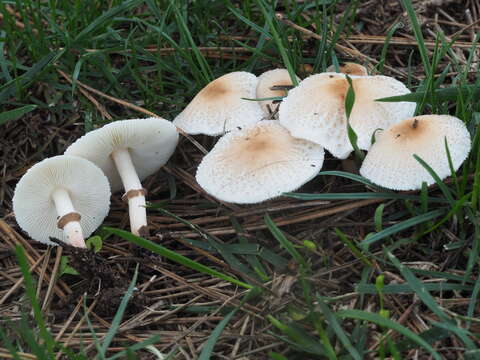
[52,188,85,248]
[111,148,147,236]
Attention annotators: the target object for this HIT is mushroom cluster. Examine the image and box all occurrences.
[179,64,471,203]
[13,117,178,247]
[12,64,473,248]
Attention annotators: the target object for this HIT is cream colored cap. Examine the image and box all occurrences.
[256,69,299,116]
[196,121,324,204]
[279,72,415,159]
[326,62,368,76]
[173,72,263,135]
[360,115,471,190]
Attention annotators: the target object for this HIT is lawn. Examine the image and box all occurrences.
[1,0,480,359]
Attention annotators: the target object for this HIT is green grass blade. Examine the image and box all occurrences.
[103,227,252,289]
[386,251,476,349]
[336,309,441,360]
[413,154,455,205]
[198,309,236,360]
[74,0,143,42]
[107,335,161,360]
[15,245,55,357]
[356,283,473,294]
[0,322,22,360]
[100,265,139,356]
[316,298,362,360]
[335,228,372,267]
[254,0,298,86]
[376,84,480,103]
[286,192,447,203]
[267,315,327,356]
[0,104,37,126]
[265,214,307,268]
[400,0,431,78]
[360,209,445,248]
[318,171,383,189]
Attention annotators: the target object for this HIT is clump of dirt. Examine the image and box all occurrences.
[50,238,148,318]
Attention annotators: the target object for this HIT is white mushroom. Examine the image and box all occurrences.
[256,69,299,117]
[12,155,111,247]
[65,118,178,236]
[360,115,471,190]
[279,72,415,159]
[196,121,324,204]
[173,72,263,135]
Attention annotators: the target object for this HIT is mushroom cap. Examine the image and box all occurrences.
[12,155,111,246]
[279,72,415,159]
[326,62,368,76]
[173,72,263,135]
[65,117,179,192]
[196,121,324,204]
[256,69,299,116]
[360,115,471,190]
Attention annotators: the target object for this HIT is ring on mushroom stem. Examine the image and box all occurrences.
[65,117,178,236]
[12,155,111,247]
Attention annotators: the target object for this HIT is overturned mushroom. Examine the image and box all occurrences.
[279,72,415,159]
[65,118,178,236]
[13,155,111,247]
[256,69,299,117]
[360,115,471,190]
[174,72,263,135]
[196,121,324,204]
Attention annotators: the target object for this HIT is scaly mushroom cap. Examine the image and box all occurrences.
[12,155,111,245]
[326,62,368,76]
[196,121,324,204]
[173,72,263,135]
[360,115,471,190]
[65,118,179,192]
[279,72,415,159]
[256,69,299,116]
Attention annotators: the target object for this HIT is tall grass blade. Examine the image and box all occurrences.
[104,227,252,289]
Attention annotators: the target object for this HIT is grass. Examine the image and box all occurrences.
[1,0,480,359]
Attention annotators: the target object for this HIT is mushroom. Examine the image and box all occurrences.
[196,121,324,204]
[173,72,263,135]
[326,62,368,76]
[256,69,299,117]
[12,155,111,247]
[279,72,415,159]
[65,118,179,236]
[360,115,471,190]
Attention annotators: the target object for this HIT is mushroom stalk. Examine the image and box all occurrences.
[52,188,85,248]
[111,148,147,235]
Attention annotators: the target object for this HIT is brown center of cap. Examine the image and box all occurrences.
[57,212,81,229]
[122,188,147,202]
[200,80,229,99]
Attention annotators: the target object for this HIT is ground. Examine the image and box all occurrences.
[0,0,479,359]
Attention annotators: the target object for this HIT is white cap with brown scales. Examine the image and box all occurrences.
[174,72,263,135]
[360,115,471,190]
[65,117,178,236]
[256,69,299,116]
[13,155,111,247]
[279,72,415,159]
[196,121,324,204]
